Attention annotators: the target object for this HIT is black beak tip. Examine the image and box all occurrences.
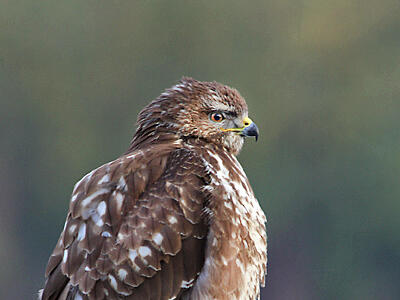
[242,122,259,141]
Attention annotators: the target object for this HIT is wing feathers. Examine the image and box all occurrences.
[158,225,182,255]
[95,253,114,275]
[87,282,105,300]
[41,264,69,300]
[42,147,209,299]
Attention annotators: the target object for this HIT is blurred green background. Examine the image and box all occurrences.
[1,0,400,299]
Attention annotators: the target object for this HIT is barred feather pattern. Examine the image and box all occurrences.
[183,141,267,300]
[41,77,267,300]
[42,143,209,300]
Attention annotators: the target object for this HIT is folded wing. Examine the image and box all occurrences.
[42,146,209,300]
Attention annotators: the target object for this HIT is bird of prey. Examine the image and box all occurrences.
[40,78,267,300]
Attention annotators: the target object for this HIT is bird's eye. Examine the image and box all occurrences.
[209,112,225,123]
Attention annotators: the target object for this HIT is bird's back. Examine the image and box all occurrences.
[41,142,210,300]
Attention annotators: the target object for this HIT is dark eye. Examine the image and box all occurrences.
[209,112,225,123]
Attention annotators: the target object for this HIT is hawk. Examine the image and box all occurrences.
[40,78,267,300]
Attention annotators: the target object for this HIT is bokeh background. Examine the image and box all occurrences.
[1,1,400,299]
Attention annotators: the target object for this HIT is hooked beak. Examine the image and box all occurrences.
[240,117,259,141]
[220,117,259,141]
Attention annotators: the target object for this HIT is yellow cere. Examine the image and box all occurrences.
[220,117,253,132]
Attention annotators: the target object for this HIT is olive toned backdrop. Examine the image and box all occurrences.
[1,1,400,299]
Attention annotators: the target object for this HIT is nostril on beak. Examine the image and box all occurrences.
[243,117,253,128]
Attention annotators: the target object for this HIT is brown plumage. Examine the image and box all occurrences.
[40,77,267,300]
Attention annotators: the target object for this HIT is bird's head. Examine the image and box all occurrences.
[133,77,259,155]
